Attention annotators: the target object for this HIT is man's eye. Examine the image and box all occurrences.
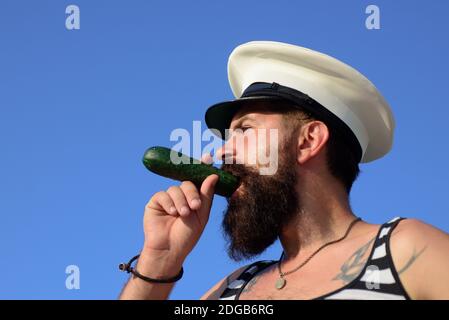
[230,125,252,135]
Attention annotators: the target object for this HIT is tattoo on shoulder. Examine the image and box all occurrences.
[333,237,376,284]
[240,263,276,294]
[398,245,427,275]
[241,274,260,294]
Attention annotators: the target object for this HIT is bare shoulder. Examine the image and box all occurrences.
[391,218,449,253]
[390,218,449,299]
[199,264,252,300]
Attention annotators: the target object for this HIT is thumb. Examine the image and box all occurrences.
[198,174,219,222]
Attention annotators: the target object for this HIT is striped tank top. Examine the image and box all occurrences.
[219,217,411,300]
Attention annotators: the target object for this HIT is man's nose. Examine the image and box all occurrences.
[215,140,235,163]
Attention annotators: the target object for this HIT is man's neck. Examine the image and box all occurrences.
[279,182,358,264]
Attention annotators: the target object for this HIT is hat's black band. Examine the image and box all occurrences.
[241,82,363,163]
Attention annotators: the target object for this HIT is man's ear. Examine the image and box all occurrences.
[296,121,329,165]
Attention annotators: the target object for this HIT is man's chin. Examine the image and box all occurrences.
[226,236,273,261]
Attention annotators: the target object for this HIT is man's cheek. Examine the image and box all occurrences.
[232,128,279,172]
[231,130,259,165]
[256,128,279,175]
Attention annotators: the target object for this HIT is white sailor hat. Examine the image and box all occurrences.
[205,41,395,163]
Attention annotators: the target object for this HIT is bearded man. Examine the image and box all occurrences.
[119,41,449,300]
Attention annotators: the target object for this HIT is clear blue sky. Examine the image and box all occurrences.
[0,0,448,299]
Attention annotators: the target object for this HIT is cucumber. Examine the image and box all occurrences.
[142,146,239,197]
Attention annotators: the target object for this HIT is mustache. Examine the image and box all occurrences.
[220,163,259,179]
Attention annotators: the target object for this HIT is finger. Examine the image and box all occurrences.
[194,174,219,226]
[147,191,177,216]
[201,173,219,196]
[166,186,190,217]
[180,181,201,211]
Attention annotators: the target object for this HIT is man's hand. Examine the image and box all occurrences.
[120,154,219,300]
[142,174,219,266]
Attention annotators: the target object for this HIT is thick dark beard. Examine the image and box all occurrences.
[220,141,299,262]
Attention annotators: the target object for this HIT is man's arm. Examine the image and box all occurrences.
[119,175,220,300]
[390,218,449,299]
[119,250,183,300]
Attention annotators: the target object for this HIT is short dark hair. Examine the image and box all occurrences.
[278,102,361,195]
